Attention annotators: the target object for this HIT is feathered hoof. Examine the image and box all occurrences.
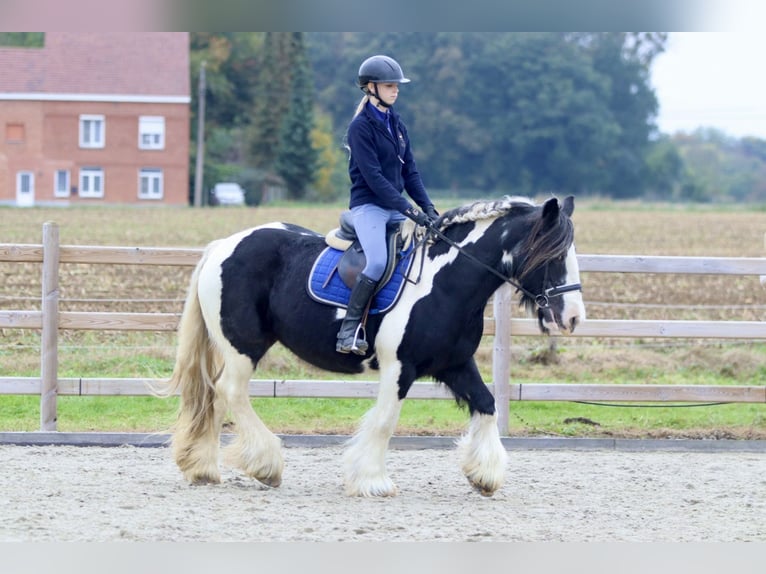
[238,453,284,488]
[222,436,284,488]
[253,472,282,488]
[344,476,398,497]
[187,471,222,485]
[255,476,282,488]
[463,465,505,496]
[467,476,499,497]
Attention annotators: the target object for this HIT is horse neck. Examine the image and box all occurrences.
[432,221,508,309]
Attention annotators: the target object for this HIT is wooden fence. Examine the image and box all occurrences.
[1,221,766,435]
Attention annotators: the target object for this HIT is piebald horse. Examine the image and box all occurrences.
[165,196,585,496]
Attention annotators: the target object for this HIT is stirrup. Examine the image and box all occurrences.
[336,323,368,355]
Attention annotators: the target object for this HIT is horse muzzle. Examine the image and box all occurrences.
[537,293,585,335]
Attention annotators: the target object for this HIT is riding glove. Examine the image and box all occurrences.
[404,206,434,228]
[425,206,439,223]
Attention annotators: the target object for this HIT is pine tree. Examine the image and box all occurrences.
[275,33,318,199]
[249,32,292,169]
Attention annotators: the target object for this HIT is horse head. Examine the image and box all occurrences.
[510,195,585,335]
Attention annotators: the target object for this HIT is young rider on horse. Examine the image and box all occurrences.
[337,54,439,355]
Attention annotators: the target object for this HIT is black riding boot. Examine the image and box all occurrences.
[336,273,378,355]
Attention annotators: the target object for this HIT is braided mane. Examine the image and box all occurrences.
[437,196,533,229]
[437,195,574,284]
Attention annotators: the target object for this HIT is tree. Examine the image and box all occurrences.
[464,33,622,195]
[581,33,667,197]
[274,33,318,199]
[644,136,685,199]
[189,33,264,202]
[248,32,292,169]
[0,32,44,47]
[305,32,666,197]
[311,111,348,202]
[673,129,766,202]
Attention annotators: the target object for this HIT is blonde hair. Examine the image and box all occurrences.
[344,94,371,154]
[353,94,370,119]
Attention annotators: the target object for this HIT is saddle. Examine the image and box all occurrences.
[307,211,419,313]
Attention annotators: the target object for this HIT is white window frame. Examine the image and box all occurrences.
[138,116,165,150]
[79,114,105,148]
[138,168,164,200]
[53,169,71,198]
[79,167,104,198]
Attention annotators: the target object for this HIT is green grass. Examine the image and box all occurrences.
[1,332,765,438]
[2,392,764,439]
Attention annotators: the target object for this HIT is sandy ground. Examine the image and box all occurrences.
[1,444,764,542]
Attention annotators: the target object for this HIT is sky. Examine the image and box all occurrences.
[651,32,766,140]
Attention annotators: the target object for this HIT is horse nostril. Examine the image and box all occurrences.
[569,316,579,333]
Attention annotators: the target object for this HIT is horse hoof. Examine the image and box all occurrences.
[256,474,282,488]
[188,473,221,485]
[345,478,398,497]
[467,477,498,497]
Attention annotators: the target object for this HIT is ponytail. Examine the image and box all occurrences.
[352,94,369,119]
[344,94,370,155]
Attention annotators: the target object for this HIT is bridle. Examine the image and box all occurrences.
[424,225,582,309]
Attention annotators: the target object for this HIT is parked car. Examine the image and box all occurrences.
[209,182,246,206]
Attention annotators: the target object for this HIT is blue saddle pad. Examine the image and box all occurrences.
[307,245,414,314]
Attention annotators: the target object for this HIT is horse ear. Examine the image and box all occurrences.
[542,197,560,222]
[562,195,575,217]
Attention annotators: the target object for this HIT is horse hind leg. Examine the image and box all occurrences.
[218,352,284,487]
[170,325,227,485]
[172,380,227,485]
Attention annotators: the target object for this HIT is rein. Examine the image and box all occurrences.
[424,225,581,309]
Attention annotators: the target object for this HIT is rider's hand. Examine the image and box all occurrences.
[404,206,434,228]
[425,206,439,223]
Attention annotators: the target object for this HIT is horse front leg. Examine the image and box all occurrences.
[342,361,408,497]
[440,360,508,496]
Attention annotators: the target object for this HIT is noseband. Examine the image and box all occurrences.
[426,226,582,309]
[532,262,583,309]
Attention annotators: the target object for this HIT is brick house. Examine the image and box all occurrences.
[0,32,190,206]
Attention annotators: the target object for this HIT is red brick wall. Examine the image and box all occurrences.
[1,100,189,205]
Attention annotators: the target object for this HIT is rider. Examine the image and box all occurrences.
[336,54,439,355]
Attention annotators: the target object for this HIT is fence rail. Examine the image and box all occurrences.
[2,222,766,435]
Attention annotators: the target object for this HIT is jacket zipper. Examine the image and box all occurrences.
[370,114,405,164]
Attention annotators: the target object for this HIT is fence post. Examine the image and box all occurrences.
[761,231,766,288]
[40,222,60,431]
[492,283,513,436]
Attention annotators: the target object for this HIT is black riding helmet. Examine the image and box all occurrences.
[357,55,410,107]
[357,55,411,86]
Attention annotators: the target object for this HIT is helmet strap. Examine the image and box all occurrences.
[368,83,392,109]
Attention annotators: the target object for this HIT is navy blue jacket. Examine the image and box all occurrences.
[347,103,433,215]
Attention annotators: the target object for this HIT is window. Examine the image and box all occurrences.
[18,172,33,192]
[6,123,25,143]
[79,167,104,198]
[139,168,163,200]
[138,116,165,150]
[54,169,71,198]
[79,115,105,148]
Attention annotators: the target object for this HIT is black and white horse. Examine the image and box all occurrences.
[165,196,585,496]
